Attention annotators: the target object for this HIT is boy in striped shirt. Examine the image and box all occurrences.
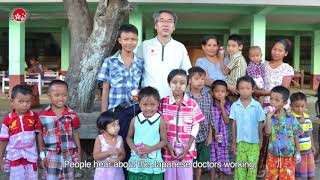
[220,34,247,96]
[290,92,315,179]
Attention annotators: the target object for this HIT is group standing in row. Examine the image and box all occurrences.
[0,8,317,180]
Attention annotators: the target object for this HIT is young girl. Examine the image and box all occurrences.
[209,80,232,180]
[93,111,125,180]
[160,69,205,180]
[27,56,44,75]
[126,86,167,180]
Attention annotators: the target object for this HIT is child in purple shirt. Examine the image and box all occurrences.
[246,46,265,103]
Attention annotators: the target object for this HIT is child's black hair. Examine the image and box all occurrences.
[96,111,119,131]
[290,92,307,103]
[228,34,243,46]
[118,24,138,37]
[211,80,228,91]
[28,56,38,62]
[48,80,68,91]
[138,86,160,102]
[167,69,188,84]
[272,38,292,52]
[201,35,219,45]
[11,84,33,99]
[236,76,255,89]
[249,46,262,54]
[188,66,206,80]
[271,86,290,102]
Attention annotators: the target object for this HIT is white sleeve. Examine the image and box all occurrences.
[135,43,144,59]
[180,46,192,71]
[190,123,200,138]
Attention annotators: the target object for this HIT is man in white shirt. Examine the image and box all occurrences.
[136,9,191,98]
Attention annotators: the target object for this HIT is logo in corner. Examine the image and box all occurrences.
[12,8,28,22]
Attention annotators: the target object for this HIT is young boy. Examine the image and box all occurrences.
[97,24,143,161]
[220,34,247,96]
[186,67,214,180]
[265,86,302,179]
[290,92,315,179]
[230,76,265,180]
[0,84,40,179]
[246,46,265,89]
[37,80,81,179]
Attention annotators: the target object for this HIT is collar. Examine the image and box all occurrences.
[169,93,189,106]
[187,89,205,98]
[231,51,242,58]
[234,97,257,108]
[137,112,161,125]
[44,105,73,116]
[110,50,137,64]
[9,110,34,119]
[212,100,229,108]
[292,111,310,119]
[156,36,172,46]
[272,109,291,119]
[249,61,262,66]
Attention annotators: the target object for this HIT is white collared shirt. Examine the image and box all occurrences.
[136,37,191,98]
[137,112,161,124]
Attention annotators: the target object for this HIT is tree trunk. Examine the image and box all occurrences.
[63,0,131,112]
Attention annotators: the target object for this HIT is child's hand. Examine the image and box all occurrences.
[109,147,120,157]
[228,86,238,95]
[167,145,176,159]
[130,96,139,102]
[266,112,273,119]
[217,99,226,110]
[232,143,237,155]
[177,145,191,161]
[130,90,139,102]
[41,158,48,169]
[138,145,153,155]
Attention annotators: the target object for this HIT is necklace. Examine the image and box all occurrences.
[103,134,115,141]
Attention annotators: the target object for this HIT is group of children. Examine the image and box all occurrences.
[92,67,316,180]
[0,80,81,180]
[0,23,317,180]
[92,26,316,180]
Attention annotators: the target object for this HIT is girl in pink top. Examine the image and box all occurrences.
[159,69,204,180]
[93,111,125,180]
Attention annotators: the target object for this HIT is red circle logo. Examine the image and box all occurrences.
[12,8,28,22]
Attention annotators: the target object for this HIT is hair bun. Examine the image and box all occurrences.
[285,39,292,49]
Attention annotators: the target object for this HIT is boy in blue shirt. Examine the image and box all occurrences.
[230,76,265,180]
[97,24,143,162]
